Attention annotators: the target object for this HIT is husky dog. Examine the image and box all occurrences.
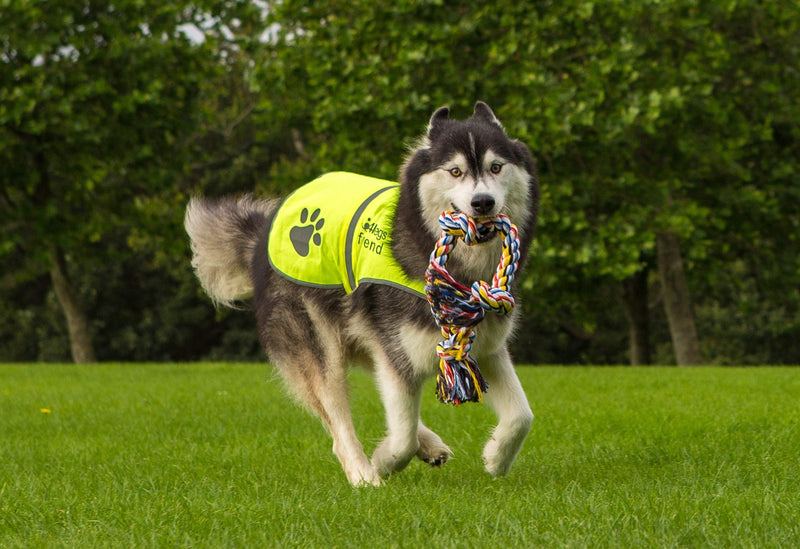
[185,102,539,486]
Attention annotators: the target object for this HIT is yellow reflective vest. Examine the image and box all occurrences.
[267,172,425,297]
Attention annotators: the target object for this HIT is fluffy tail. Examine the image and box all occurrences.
[184,194,279,307]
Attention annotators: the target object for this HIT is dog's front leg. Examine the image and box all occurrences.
[370,360,423,476]
[480,347,533,477]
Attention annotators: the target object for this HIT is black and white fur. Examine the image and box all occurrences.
[185,102,539,486]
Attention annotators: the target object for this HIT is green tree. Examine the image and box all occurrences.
[0,1,226,361]
[259,0,800,364]
[3,0,797,365]
[521,0,800,364]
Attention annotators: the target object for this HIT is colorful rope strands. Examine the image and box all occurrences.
[425,212,521,405]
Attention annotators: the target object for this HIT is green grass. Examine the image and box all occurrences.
[1,364,798,547]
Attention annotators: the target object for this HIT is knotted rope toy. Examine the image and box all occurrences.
[424,212,521,405]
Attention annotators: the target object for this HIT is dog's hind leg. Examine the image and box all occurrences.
[267,303,379,487]
[272,349,379,486]
[478,347,533,477]
[318,370,381,487]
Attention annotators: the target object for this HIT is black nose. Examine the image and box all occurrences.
[471,193,496,215]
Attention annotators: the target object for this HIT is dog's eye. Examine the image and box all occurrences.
[490,163,503,174]
[448,167,463,178]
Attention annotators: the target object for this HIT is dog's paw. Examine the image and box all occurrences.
[482,437,512,477]
[416,427,453,468]
[344,460,381,487]
[418,448,452,467]
[483,412,533,477]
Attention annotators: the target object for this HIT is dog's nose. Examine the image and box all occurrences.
[471,193,496,215]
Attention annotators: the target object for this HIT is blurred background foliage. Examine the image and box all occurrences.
[1,0,798,364]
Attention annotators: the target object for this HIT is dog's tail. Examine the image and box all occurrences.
[184,194,279,307]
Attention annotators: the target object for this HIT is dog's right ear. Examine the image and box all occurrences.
[427,106,450,138]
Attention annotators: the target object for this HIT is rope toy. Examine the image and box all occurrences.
[424,212,521,405]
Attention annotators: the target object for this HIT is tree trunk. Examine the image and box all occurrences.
[49,246,96,363]
[622,267,651,366]
[656,231,703,365]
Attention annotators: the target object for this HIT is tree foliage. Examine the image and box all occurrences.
[1,0,798,364]
[0,0,257,361]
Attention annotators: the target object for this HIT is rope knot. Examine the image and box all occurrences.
[425,211,521,405]
[471,281,516,314]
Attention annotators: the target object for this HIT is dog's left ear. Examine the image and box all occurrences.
[473,101,505,131]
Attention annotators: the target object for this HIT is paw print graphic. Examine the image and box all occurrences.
[289,208,325,257]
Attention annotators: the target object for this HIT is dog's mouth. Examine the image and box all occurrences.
[475,230,497,244]
[449,203,498,244]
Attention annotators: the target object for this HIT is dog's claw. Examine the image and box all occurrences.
[424,453,450,468]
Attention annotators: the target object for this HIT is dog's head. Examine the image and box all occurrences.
[403,102,538,239]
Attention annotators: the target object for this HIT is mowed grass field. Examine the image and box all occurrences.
[1,363,798,547]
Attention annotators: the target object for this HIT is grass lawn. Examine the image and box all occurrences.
[1,363,798,547]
